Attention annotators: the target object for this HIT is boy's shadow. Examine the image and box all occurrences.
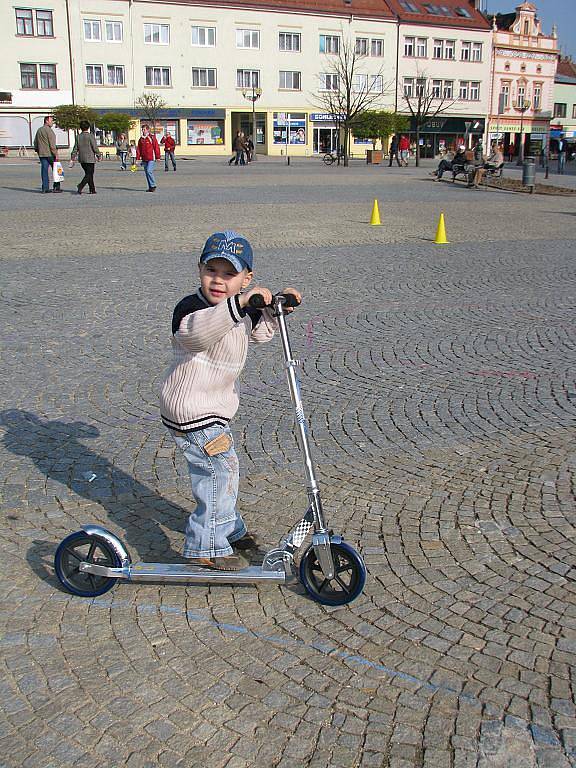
[1,409,187,562]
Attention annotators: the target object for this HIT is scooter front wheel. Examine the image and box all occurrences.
[54,531,120,597]
[299,541,366,606]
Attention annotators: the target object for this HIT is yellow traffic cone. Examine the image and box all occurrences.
[434,212,449,244]
[370,199,381,226]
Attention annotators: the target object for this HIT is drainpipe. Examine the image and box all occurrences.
[394,20,400,113]
[65,0,75,105]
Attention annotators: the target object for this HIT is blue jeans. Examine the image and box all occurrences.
[170,426,246,558]
[164,150,176,170]
[40,156,60,191]
[119,151,127,169]
[142,160,156,189]
[558,152,566,174]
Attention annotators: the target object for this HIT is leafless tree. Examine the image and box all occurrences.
[401,72,457,166]
[314,34,393,166]
[135,92,167,131]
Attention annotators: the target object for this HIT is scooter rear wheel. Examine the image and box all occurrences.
[299,541,366,606]
[54,531,120,597]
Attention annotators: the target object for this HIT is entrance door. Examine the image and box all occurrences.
[313,127,338,154]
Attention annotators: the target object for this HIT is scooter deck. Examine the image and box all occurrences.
[80,561,287,584]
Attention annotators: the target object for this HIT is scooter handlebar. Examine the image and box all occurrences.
[248,293,300,310]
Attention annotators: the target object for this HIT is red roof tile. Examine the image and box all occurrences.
[557,57,576,78]
[144,0,395,19]
[385,0,490,29]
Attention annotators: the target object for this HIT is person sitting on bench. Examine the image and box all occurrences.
[433,145,466,181]
[473,143,504,188]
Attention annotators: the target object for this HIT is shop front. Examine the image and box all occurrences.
[310,113,339,154]
[271,112,307,155]
[409,116,485,157]
[488,117,551,160]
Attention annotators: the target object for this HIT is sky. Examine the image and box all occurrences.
[487,0,575,59]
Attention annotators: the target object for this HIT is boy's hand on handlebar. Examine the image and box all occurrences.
[280,288,302,313]
[239,286,273,309]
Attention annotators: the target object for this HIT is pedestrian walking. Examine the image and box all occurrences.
[161,132,177,172]
[388,135,401,167]
[115,133,129,170]
[557,135,566,175]
[507,142,515,163]
[72,120,102,195]
[229,131,246,166]
[245,135,255,162]
[33,115,61,193]
[136,124,161,191]
[398,135,410,166]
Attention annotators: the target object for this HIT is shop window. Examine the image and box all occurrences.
[187,119,223,145]
[153,120,180,144]
[16,9,34,36]
[273,112,306,144]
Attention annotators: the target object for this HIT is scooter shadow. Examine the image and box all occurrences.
[1,409,186,566]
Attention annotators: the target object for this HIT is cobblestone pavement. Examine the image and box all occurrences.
[1,159,576,768]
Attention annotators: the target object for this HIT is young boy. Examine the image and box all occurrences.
[161,231,301,570]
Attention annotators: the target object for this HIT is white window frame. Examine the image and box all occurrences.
[145,66,171,86]
[279,31,301,52]
[404,36,415,57]
[416,77,426,96]
[86,64,103,85]
[370,75,383,93]
[355,37,369,56]
[443,80,453,99]
[471,42,482,62]
[84,19,101,42]
[459,80,469,100]
[431,79,442,98]
[500,82,510,109]
[105,20,123,42]
[319,72,339,91]
[319,34,339,54]
[236,69,259,88]
[144,23,169,45]
[371,39,384,57]
[444,40,455,59]
[416,37,427,58]
[279,70,301,90]
[191,67,216,87]
[403,77,414,97]
[353,73,368,92]
[191,26,215,47]
[461,41,471,61]
[433,39,443,58]
[470,81,480,100]
[533,83,542,110]
[236,28,259,49]
[107,64,124,86]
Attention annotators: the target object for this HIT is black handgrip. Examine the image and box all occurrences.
[248,293,300,309]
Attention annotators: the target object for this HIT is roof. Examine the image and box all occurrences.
[384,0,490,29]
[557,57,576,80]
[492,12,515,31]
[136,0,395,19]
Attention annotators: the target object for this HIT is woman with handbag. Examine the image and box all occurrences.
[72,121,102,195]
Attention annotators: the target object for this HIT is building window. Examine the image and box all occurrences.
[36,10,53,36]
[371,39,384,57]
[16,9,34,36]
[416,38,427,57]
[404,37,414,57]
[370,75,383,92]
[144,23,169,44]
[461,41,471,61]
[353,73,368,92]
[416,77,426,96]
[236,69,259,88]
[236,29,259,49]
[517,84,526,107]
[573,104,576,119]
[273,112,306,144]
[145,66,171,86]
[553,103,567,118]
[470,81,480,100]
[459,80,469,100]
[472,42,482,61]
[191,67,216,87]
[105,21,123,42]
[279,32,300,51]
[432,79,442,98]
[443,80,453,99]
[500,82,510,109]
[433,39,443,58]
[403,77,414,97]
[444,40,455,59]
[191,26,215,46]
[355,37,369,56]
[523,18,530,35]
[319,73,339,91]
[84,19,101,41]
[533,84,542,110]
[279,71,301,90]
[86,64,103,85]
[107,65,124,85]
[455,6,471,17]
[20,63,38,88]
[399,0,419,11]
[319,34,339,54]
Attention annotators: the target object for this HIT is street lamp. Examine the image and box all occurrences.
[241,84,262,161]
[515,96,531,165]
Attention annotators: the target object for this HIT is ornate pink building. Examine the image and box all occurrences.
[488,2,559,159]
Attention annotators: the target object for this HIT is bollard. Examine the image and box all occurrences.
[522,156,536,193]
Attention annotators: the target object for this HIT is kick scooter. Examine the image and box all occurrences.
[54,294,366,606]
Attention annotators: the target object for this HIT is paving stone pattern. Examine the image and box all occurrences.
[1,159,576,767]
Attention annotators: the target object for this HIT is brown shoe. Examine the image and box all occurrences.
[188,554,248,571]
[232,533,261,551]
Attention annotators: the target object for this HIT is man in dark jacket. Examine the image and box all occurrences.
[33,115,61,193]
[136,124,161,191]
[388,135,400,167]
[230,131,246,166]
[161,132,176,172]
[72,120,102,194]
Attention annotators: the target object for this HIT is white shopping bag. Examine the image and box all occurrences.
[53,161,65,183]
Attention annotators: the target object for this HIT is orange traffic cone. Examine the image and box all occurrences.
[370,199,381,225]
[434,212,449,244]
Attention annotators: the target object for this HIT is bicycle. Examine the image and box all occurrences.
[322,151,344,166]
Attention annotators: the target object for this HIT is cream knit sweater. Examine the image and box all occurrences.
[160,289,276,432]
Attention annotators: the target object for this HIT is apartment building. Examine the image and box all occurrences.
[488,2,559,160]
[551,57,576,155]
[385,0,491,156]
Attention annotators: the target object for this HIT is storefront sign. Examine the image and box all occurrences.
[310,113,340,122]
[412,116,485,134]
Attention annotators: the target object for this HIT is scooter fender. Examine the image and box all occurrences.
[81,525,132,567]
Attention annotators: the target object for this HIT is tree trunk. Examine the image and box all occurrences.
[344,127,349,167]
[415,126,420,167]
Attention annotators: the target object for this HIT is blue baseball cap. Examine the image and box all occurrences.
[200,231,253,272]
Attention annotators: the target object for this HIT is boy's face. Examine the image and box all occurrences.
[199,258,252,304]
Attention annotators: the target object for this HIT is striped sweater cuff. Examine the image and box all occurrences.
[227,295,246,324]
